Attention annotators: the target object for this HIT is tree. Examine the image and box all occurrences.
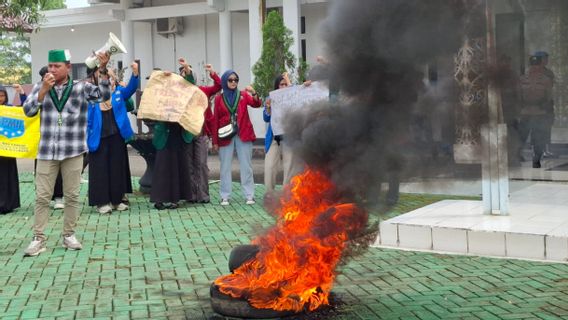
[0,33,31,84]
[0,0,65,84]
[252,10,297,99]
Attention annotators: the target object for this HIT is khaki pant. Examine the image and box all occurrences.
[33,154,83,240]
[282,140,304,186]
[264,139,305,190]
[264,140,282,191]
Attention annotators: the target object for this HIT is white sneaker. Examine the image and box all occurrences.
[220,199,230,206]
[113,203,129,211]
[81,178,88,184]
[246,198,256,205]
[62,234,82,250]
[54,197,64,210]
[24,236,46,256]
[97,204,112,214]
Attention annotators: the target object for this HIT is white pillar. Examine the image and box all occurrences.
[219,9,233,72]
[120,0,135,78]
[283,0,301,62]
[248,0,263,82]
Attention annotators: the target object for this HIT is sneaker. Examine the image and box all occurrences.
[246,198,256,205]
[53,197,64,210]
[543,150,557,159]
[62,234,82,250]
[112,203,129,211]
[220,199,230,206]
[24,237,46,256]
[81,178,88,184]
[97,204,112,214]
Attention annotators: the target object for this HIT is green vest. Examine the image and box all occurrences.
[152,122,194,150]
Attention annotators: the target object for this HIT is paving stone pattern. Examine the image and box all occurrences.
[0,173,567,319]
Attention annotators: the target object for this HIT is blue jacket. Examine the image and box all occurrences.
[87,75,138,152]
[263,101,274,153]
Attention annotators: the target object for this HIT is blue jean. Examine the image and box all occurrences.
[218,137,254,200]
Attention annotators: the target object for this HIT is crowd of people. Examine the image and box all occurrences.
[0,48,297,257]
[0,47,558,257]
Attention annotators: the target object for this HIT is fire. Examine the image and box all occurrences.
[214,169,368,312]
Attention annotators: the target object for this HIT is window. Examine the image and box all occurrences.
[72,63,87,81]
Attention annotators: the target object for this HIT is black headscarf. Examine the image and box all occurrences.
[273,75,285,91]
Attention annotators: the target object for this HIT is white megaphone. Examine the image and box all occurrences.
[85,32,127,69]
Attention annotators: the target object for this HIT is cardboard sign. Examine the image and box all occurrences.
[269,81,328,136]
[137,71,208,135]
[0,105,40,158]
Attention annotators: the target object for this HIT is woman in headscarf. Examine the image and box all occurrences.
[178,58,222,204]
[0,84,27,214]
[149,58,222,210]
[86,62,139,214]
[210,70,261,206]
[263,73,290,192]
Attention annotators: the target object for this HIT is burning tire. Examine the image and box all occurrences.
[210,283,300,319]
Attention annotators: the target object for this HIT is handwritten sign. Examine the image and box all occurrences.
[137,71,208,135]
[269,81,328,136]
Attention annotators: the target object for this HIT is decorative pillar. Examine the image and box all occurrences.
[454,0,509,215]
[483,0,509,215]
[120,0,134,78]
[219,8,233,72]
[248,0,263,81]
[283,0,301,61]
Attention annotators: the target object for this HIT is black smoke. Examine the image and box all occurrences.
[284,0,479,204]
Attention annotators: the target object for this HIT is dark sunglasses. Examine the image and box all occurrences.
[227,78,239,83]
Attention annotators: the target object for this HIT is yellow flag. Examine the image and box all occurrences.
[0,105,40,158]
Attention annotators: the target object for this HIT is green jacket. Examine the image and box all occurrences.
[152,122,194,150]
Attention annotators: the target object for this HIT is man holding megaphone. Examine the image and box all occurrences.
[22,49,112,257]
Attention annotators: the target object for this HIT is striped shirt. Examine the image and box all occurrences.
[23,78,111,160]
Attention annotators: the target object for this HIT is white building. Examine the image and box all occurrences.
[30,0,329,136]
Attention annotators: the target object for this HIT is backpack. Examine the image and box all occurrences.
[519,70,552,107]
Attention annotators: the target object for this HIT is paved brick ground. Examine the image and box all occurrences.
[1,173,567,319]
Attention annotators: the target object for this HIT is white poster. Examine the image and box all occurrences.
[269,81,328,136]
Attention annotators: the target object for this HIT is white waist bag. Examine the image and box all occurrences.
[218,114,238,139]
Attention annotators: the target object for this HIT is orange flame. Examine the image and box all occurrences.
[214,169,368,312]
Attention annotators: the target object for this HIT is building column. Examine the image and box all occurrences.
[283,0,301,61]
[219,8,233,72]
[248,0,263,81]
[120,0,134,77]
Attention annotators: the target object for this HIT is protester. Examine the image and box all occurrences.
[210,70,261,206]
[87,62,139,213]
[518,55,553,169]
[263,73,291,192]
[34,66,65,209]
[22,49,111,256]
[178,58,222,204]
[149,65,204,210]
[0,84,26,214]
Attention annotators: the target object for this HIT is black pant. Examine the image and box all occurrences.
[519,115,548,162]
